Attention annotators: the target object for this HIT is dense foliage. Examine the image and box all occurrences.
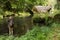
[0,23,60,40]
[0,0,60,40]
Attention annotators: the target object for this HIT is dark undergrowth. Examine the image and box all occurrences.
[0,22,60,40]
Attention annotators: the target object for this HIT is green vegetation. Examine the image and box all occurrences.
[0,0,60,40]
[0,23,60,40]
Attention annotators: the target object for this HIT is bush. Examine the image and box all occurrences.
[54,14,60,23]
